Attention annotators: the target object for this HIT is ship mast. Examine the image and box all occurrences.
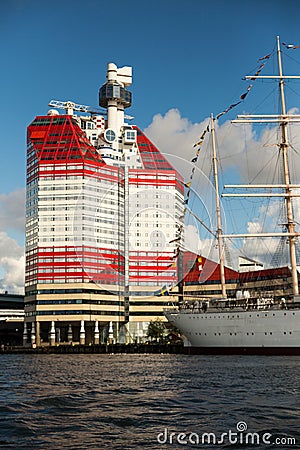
[225,36,300,299]
[211,114,227,297]
[276,36,299,296]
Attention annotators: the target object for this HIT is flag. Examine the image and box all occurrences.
[193,140,204,148]
[250,63,265,80]
[184,181,191,188]
[258,53,271,61]
[216,110,225,120]
[169,236,181,243]
[154,285,169,296]
[282,42,300,49]
[240,84,252,100]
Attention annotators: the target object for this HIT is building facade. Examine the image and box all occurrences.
[24,63,184,346]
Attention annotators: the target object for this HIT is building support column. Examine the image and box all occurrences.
[31,322,36,346]
[49,321,55,346]
[35,321,41,347]
[67,324,73,343]
[108,321,114,344]
[23,322,28,347]
[80,320,85,345]
[94,321,99,345]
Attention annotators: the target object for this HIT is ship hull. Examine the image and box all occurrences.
[165,307,300,355]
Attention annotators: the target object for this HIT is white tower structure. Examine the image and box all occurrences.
[99,63,132,148]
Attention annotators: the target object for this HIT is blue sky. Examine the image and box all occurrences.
[1,0,300,193]
[1,0,300,291]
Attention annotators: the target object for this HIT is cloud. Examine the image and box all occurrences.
[144,108,300,268]
[0,231,24,294]
[0,188,25,234]
[145,107,300,184]
[0,188,25,293]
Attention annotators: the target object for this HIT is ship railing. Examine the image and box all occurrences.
[171,296,290,314]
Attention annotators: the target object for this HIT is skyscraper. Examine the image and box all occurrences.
[24,63,184,346]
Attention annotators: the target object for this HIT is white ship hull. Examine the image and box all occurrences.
[165,307,300,354]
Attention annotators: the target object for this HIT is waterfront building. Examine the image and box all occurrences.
[24,63,184,346]
[182,253,295,301]
[0,292,24,346]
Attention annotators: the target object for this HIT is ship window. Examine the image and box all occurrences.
[284,332,287,335]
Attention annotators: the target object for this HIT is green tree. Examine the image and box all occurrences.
[146,319,166,342]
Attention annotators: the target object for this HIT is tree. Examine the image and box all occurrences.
[146,318,166,342]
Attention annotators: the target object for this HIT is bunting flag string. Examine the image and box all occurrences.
[171,121,211,259]
[258,53,271,61]
[240,84,252,100]
[249,62,266,81]
[172,48,272,260]
[282,42,300,50]
[216,50,272,120]
[216,101,242,120]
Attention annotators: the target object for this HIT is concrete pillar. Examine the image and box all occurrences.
[36,321,41,347]
[80,320,85,345]
[31,322,36,346]
[56,327,61,344]
[23,322,28,347]
[67,324,73,343]
[49,321,55,346]
[94,321,99,345]
[118,325,126,344]
[108,321,114,344]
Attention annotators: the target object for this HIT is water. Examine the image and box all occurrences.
[0,354,299,449]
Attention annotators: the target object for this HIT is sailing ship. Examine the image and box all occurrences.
[165,36,300,354]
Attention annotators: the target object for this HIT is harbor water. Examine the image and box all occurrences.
[0,354,299,449]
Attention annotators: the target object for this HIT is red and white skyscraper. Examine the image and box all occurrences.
[24,63,184,346]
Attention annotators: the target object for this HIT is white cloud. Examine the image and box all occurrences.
[144,108,300,269]
[0,231,24,294]
[184,224,202,254]
[0,188,25,294]
[0,188,25,234]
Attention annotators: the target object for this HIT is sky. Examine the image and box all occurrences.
[2,0,300,293]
